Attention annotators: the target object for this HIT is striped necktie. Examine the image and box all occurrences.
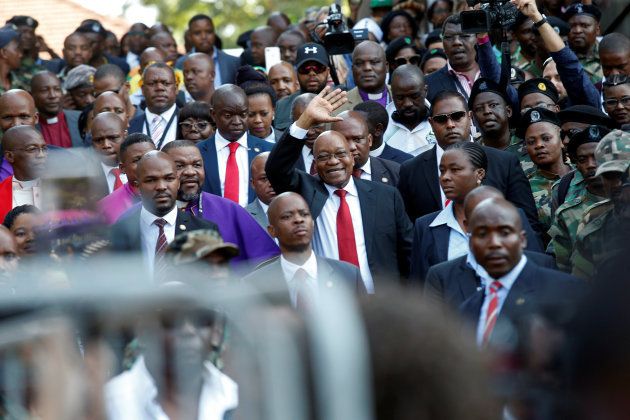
[150,115,164,146]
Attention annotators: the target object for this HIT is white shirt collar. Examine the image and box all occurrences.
[261,127,276,143]
[215,130,248,150]
[257,198,269,214]
[361,157,372,175]
[280,250,318,282]
[144,103,177,124]
[140,205,178,228]
[484,255,528,291]
[370,141,386,157]
[323,176,358,197]
[429,201,466,235]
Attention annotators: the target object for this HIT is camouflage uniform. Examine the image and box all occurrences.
[0,72,29,95]
[15,57,45,89]
[511,48,542,77]
[548,174,605,272]
[478,132,536,177]
[528,168,562,242]
[577,42,603,85]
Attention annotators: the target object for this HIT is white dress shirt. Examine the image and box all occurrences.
[476,255,528,346]
[428,201,469,260]
[358,158,372,181]
[257,198,269,214]
[260,127,277,144]
[369,141,386,158]
[215,131,250,207]
[12,178,41,208]
[280,251,319,308]
[143,104,178,149]
[105,355,238,420]
[435,144,448,208]
[301,145,314,173]
[101,162,128,194]
[140,205,178,275]
[383,101,436,156]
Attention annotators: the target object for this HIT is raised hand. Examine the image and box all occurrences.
[295,86,348,130]
[510,0,542,21]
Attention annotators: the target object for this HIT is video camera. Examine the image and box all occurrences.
[321,4,369,55]
[460,0,519,33]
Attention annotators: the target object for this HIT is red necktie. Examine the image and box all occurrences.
[352,168,362,178]
[110,168,123,191]
[153,218,168,276]
[482,280,502,346]
[309,156,317,175]
[444,198,451,207]
[224,142,240,203]
[334,189,359,267]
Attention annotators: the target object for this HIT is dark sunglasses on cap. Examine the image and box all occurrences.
[298,63,327,75]
[431,111,467,124]
[394,55,421,67]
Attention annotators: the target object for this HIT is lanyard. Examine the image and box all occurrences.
[145,110,177,149]
[448,71,470,102]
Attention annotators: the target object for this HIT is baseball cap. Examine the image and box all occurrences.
[0,25,19,49]
[595,130,630,177]
[167,229,239,265]
[295,43,329,70]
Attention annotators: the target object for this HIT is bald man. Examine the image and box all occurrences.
[0,126,46,220]
[91,112,128,198]
[242,191,364,309]
[247,152,276,229]
[196,84,274,206]
[268,61,299,100]
[460,198,578,348]
[93,91,129,127]
[249,26,278,68]
[0,90,39,180]
[183,53,215,103]
[109,150,219,275]
[334,41,390,115]
[266,87,413,292]
[30,71,83,148]
[332,110,400,187]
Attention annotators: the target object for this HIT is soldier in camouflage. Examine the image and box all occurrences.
[571,130,630,280]
[520,107,572,244]
[0,26,30,95]
[548,125,609,271]
[564,3,603,84]
[510,14,542,77]
[5,16,46,90]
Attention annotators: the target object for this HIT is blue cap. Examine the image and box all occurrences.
[0,25,19,49]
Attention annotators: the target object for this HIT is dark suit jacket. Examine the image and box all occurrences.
[410,207,544,283]
[378,143,413,164]
[128,109,178,149]
[109,206,219,252]
[459,261,580,346]
[425,251,556,310]
[197,133,274,203]
[242,255,365,306]
[266,130,414,284]
[369,156,400,187]
[397,145,541,233]
[425,65,461,103]
[175,49,240,86]
[273,91,301,131]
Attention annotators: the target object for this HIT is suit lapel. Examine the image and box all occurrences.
[457,257,481,301]
[422,148,441,208]
[200,136,221,196]
[432,224,451,262]
[246,135,264,202]
[370,157,386,185]
[355,179,376,260]
[499,262,537,323]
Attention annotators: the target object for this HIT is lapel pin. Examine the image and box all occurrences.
[326,281,333,288]
[254,147,260,153]
[516,297,525,305]
[476,286,483,292]
[381,177,389,183]
[179,224,186,231]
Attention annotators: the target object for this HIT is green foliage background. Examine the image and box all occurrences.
[140,0,327,48]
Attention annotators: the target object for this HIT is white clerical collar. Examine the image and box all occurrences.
[367,92,384,100]
[46,116,59,124]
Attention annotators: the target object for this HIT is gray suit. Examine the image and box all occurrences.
[245,199,269,230]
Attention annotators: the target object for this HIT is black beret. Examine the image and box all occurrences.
[518,107,561,138]
[567,125,611,158]
[421,48,447,66]
[545,16,570,37]
[518,78,559,104]
[425,29,442,47]
[558,105,615,128]
[510,66,526,84]
[468,78,510,108]
[385,36,415,62]
[6,16,38,29]
[563,3,602,22]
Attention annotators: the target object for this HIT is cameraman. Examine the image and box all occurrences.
[476,0,600,112]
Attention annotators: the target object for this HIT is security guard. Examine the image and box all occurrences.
[563,3,603,84]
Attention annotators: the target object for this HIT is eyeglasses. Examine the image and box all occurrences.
[604,96,630,108]
[560,128,582,139]
[394,55,421,67]
[298,64,327,75]
[179,120,210,131]
[431,111,467,124]
[315,151,349,163]
[11,145,48,154]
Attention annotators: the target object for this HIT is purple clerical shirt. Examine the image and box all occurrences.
[97,183,139,224]
[0,159,13,182]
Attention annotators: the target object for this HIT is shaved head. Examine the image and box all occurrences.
[391,63,425,86]
[0,90,38,131]
[137,150,176,176]
[91,111,125,132]
[2,125,42,150]
[463,185,504,222]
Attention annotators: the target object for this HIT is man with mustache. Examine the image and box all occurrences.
[163,140,278,267]
[548,126,609,272]
[110,151,219,277]
[382,65,434,157]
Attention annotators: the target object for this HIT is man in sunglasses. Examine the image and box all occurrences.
[398,90,540,234]
[334,41,390,115]
[273,43,330,131]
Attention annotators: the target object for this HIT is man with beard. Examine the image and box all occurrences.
[110,151,219,276]
[548,126,609,272]
[0,126,46,221]
[163,140,278,267]
[30,71,83,148]
[273,43,331,131]
[383,64,434,157]
[510,13,541,77]
[571,130,630,280]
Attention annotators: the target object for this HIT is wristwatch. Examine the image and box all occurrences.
[533,14,548,29]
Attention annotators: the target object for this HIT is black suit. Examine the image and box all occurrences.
[378,143,413,164]
[242,255,366,306]
[397,145,541,233]
[424,251,556,310]
[459,260,581,346]
[110,206,219,252]
[425,65,462,103]
[266,131,414,285]
[367,156,400,187]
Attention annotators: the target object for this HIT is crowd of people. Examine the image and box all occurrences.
[0,0,629,417]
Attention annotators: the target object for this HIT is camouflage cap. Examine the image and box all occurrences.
[167,229,239,265]
[595,130,630,177]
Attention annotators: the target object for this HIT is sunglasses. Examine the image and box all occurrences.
[394,55,421,67]
[431,111,467,124]
[298,64,327,75]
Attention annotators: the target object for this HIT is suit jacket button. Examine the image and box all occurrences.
[179,224,186,230]
[381,177,389,183]
[254,147,260,153]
